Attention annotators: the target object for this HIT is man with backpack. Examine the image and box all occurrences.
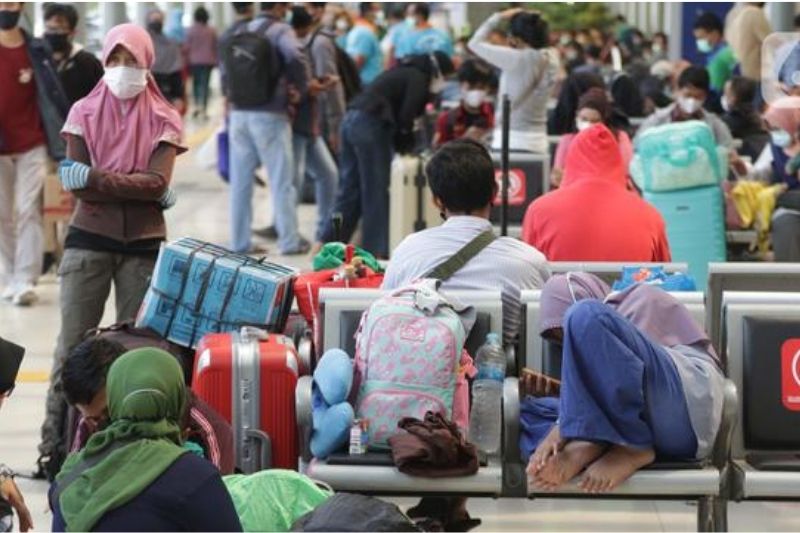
[220,2,312,255]
[383,139,550,346]
[381,139,549,530]
[289,6,341,244]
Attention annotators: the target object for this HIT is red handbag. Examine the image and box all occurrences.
[294,268,384,325]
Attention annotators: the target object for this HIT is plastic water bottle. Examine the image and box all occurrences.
[468,333,505,454]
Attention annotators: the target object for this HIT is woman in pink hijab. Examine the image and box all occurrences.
[521,272,724,494]
[38,23,186,475]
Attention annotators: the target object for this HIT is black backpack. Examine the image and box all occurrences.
[309,29,362,102]
[222,18,281,108]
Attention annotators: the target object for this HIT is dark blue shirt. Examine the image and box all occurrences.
[50,453,242,532]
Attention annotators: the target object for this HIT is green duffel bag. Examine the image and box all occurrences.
[224,470,332,532]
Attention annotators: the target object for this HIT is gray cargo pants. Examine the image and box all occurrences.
[38,248,155,458]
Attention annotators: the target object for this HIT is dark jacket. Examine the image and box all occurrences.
[56,45,104,106]
[50,453,243,532]
[22,29,70,160]
[351,54,446,153]
[64,135,175,246]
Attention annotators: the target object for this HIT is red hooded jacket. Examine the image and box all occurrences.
[522,124,671,262]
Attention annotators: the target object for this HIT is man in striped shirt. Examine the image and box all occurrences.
[382,139,550,345]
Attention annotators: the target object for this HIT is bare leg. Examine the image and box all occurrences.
[531,440,606,491]
[579,445,656,493]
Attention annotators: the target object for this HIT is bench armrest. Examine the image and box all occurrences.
[295,375,314,462]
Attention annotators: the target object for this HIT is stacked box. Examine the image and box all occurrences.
[136,238,297,348]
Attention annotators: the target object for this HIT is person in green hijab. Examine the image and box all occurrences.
[49,348,242,532]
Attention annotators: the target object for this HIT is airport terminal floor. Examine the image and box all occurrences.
[2,105,800,532]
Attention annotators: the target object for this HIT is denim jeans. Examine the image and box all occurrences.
[321,110,393,257]
[229,110,301,253]
[292,133,338,241]
[190,64,213,111]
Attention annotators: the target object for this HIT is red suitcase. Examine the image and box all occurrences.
[193,327,299,473]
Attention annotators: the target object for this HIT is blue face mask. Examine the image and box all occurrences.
[696,38,712,54]
[771,129,793,148]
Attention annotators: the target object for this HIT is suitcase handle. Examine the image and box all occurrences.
[245,428,272,470]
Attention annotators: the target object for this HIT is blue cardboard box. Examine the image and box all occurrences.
[136,238,297,347]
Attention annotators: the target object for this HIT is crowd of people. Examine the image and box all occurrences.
[0,1,799,531]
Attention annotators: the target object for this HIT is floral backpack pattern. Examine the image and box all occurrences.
[354,281,471,448]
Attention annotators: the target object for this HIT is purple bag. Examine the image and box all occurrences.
[217,129,229,182]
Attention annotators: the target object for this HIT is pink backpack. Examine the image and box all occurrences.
[353,281,475,448]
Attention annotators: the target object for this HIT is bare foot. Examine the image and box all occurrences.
[526,425,565,477]
[579,445,656,493]
[531,440,605,491]
[520,368,561,398]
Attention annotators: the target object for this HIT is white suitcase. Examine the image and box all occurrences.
[388,154,440,255]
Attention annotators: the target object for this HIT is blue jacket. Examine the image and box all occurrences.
[21,30,70,160]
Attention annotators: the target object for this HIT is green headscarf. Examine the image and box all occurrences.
[56,348,188,532]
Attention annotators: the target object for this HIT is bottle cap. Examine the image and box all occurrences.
[486,333,501,345]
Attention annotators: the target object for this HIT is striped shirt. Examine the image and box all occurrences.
[382,216,550,344]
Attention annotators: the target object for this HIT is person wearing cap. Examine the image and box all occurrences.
[0,337,33,532]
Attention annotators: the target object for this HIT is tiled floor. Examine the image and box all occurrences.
[1,111,799,532]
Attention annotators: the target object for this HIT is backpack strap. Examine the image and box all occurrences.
[424,230,497,281]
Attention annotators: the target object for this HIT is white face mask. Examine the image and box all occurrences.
[405,16,416,27]
[720,94,731,113]
[575,119,593,131]
[678,96,702,115]
[463,89,486,108]
[104,66,148,100]
[335,18,350,32]
[430,76,445,94]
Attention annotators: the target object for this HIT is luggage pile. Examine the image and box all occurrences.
[136,237,297,348]
[629,121,728,289]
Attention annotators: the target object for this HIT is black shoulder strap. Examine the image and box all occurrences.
[425,230,497,281]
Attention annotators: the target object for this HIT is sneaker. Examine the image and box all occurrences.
[253,225,279,240]
[1,284,15,301]
[282,237,311,256]
[245,244,270,256]
[12,284,37,307]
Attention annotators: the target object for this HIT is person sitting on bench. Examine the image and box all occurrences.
[522,272,725,493]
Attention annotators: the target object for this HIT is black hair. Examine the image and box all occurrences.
[291,5,312,29]
[359,2,375,18]
[693,11,723,34]
[585,44,602,60]
[678,65,710,92]
[509,11,549,49]
[457,59,495,86]
[62,338,126,407]
[194,6,209,24]
[233,3,253,15]
[425,139,496,214]
[261,3,288,12]
[389,5,405,19]
[410,3,430,21]
[728,76,757,106]
[653,31,668,43]
[43,3,78,31]
[795,13,800,29]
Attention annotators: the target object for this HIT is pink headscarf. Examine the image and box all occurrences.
[62,23,185,173]
[764,96,800,135]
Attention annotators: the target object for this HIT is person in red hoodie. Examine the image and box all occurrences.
[521,123,671,262]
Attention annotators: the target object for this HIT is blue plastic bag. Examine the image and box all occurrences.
[217,129,229,182]
[612,266,697,292]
